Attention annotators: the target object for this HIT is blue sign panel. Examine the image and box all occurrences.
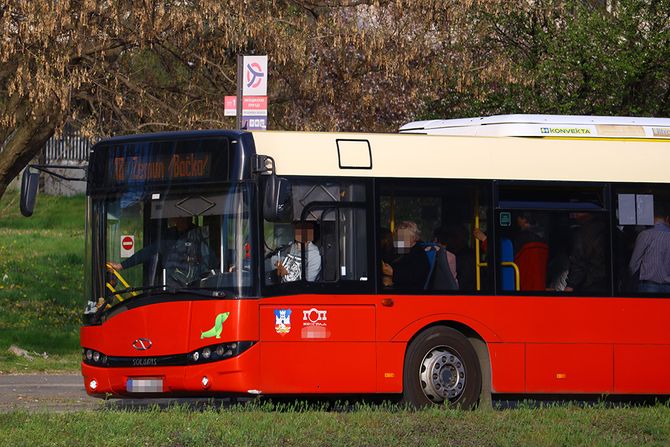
[242,116,267,131]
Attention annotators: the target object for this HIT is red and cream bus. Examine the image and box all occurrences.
[25,115,670,407]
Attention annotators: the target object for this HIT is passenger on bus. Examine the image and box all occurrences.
[431,226,459,290]
[476,213,548,291]
[629,203,670,293]
[381,221,430,289]
[273,220,322,283]
[447,224,477,291]
[564,213,607,293]
[379,228,398,287]
[108,216,212,288]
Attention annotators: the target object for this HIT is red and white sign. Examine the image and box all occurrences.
[224,96,236,116]
[224,96,267,117]
[242,55,268,96]
[120,235,135,258]
[301,307,329,339]
[242,96,268,116]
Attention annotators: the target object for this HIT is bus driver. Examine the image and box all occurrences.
[107,216,212,288]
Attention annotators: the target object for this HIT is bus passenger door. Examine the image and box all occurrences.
[259,302,376,394]
[259,195,377,394]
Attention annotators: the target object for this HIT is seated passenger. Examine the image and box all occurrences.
[476,213,548,291]
[379,227,398,287]
[273,220,322,282]
[382,221,430,289]
[447,224,477,291]
[430,226,459,290]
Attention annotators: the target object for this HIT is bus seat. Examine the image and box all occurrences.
[514,241,549,291]
[500,238,515,291]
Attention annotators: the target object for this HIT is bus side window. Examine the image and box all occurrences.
[613,187,670,295]
[378,180,492,294]
[496,183,610,295]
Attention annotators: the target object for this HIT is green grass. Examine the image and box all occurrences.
[0,403,669,446]
[0,190,85,372]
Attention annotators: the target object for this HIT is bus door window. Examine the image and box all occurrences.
[314,206,368,283]
[378,180,491,294]
[263,180,370,288]
[496,183,610,295]
[612,186,670,295]
[105,192,146,298]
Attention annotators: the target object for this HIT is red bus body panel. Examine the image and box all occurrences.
[80,294,670,397]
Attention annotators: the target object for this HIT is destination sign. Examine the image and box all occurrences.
[113,153,211,183]
[89,136,235,192]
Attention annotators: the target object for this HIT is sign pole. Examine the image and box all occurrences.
[235,55,268,130]
[236,55,243,130]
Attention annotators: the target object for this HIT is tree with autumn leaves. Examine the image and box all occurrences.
[1,0,471,197]
[1,0,669,199]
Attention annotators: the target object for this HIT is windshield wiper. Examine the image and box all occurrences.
[88,286,232,324]
[174,287,232,298]
[106,285,231,300]
[105,285,166,299]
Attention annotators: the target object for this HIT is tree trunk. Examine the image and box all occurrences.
[0,98,64,199]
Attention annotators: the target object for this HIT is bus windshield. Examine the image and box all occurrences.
[84,183,254,319]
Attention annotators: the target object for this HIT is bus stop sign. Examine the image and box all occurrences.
[242,56,268,96]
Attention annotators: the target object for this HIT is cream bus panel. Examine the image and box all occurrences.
[252,131,670,184]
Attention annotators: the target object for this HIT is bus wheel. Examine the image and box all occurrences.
[403,326,481,409]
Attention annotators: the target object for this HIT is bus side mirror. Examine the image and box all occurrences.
[20,168,40,217]
[263,175,292,222]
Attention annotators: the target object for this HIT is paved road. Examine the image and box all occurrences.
[0,374,246,412]
[2,374,666,413]
[0,374,101,412]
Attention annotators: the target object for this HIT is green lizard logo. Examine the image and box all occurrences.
[200,312,230,339]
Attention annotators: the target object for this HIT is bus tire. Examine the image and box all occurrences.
[402,326,481,409]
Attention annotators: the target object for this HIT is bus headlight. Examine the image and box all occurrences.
[188,341,254,364]
[82,348,108,366]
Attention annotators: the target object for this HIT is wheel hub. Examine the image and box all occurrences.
[419,346,466,403]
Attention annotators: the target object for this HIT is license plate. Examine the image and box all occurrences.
[126,377,163,393]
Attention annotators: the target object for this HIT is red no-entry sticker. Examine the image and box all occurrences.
[120,235,135,258]
[122,236,134,250]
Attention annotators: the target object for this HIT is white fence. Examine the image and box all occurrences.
[42,128,92,195]
[44,129,92,163]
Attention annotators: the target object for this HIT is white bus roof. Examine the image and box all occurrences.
[251,129,670,184]
[399,114,670,139]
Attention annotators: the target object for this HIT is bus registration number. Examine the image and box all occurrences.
[126,378,163,393]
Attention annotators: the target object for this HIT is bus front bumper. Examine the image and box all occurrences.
[81,346,260,398]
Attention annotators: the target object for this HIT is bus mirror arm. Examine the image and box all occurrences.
[253,154,276,175]
[256,154,293,222]
[263,175,292,222]
[20,164,87,217]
